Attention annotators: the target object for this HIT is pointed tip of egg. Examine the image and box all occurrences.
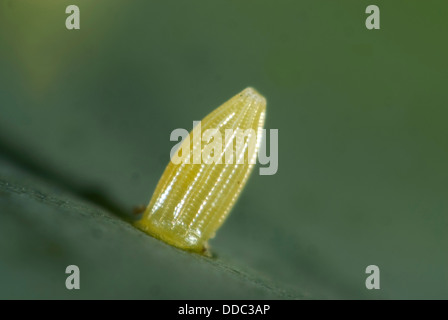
[240,87,267,106]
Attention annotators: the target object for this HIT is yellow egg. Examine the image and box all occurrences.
[134,87,266,253]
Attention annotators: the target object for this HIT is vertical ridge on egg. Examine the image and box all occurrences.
[134,87,266,253]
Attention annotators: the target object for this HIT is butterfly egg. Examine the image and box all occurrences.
[134,87,266,253]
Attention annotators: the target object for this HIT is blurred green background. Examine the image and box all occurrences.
[0,0,447,299]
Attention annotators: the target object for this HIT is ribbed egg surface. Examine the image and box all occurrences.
[134,87,266,253]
